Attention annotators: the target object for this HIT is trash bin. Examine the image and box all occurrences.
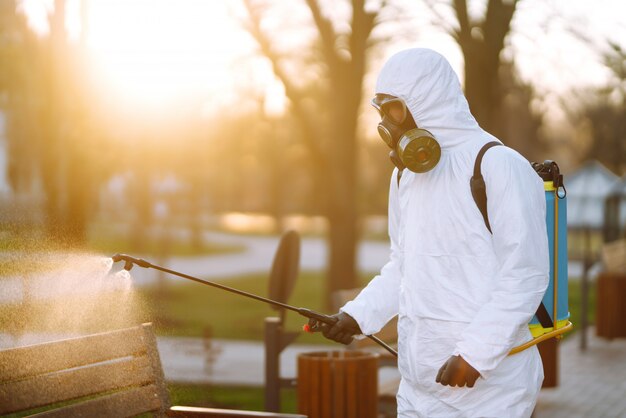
[596,271,626,339]
[538,338,559,388]
[297,350,379,418]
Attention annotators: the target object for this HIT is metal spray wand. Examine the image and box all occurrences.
[111,253,398,357]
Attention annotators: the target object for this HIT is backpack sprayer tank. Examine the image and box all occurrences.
[528,161,570,337]
[471,145,573,355]
[509,161,573,354]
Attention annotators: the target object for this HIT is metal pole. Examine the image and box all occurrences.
[580,227,590,351]
[264,317,282,412]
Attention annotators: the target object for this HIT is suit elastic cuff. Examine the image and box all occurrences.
[452,347,490,379]
[340,302,375,336]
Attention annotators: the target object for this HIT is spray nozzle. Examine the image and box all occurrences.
[111,254,152,271]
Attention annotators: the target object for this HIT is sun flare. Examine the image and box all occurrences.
[85,0,253,108]
[22,0,259,111]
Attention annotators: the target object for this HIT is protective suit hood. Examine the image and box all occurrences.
[375,48,481,149]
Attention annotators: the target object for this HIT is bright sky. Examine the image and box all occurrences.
[20,0,271,117]
[18,0,626,122]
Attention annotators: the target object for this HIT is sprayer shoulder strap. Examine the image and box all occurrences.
[470,141,502,234]
[470,141,553,330]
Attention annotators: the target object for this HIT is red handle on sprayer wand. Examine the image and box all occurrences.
[111,254,398,357]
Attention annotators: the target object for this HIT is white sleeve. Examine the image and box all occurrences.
[341,170,402,335]
[453,150,550,377]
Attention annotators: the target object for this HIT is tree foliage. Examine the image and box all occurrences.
[1,0,114,244]
[578,42,626,175]
[0,0,42,196]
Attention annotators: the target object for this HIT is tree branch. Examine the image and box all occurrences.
[423,0,458,37]
[349,0,377,77]
[453,0,472,44]
[482,0,518,55]
[241,0,327,170]
[304,0,339,70]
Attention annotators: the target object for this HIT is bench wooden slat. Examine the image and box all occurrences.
[0,325,147,382]
[0,355,154,414]
[29,384,162,418]
[0,322,299,418]
[168,406,307,417]
[143,321,171,412]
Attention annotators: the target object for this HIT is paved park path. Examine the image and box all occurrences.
[129,231,391,286]
[534,329,626,418]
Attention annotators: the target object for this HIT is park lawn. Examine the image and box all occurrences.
[564,276,596,338]
[137,270,375,344]
[167,384,298,414]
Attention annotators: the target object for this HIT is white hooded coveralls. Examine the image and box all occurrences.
[341,48,549,417]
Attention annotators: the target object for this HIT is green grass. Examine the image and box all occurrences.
[138,270,373,344]
[168,384,298,413]
[564,279,596,338]
[140,274,594,344]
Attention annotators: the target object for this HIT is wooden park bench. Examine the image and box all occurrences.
[0,323,306,418]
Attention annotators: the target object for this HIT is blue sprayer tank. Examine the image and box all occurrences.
[529,161,570,337]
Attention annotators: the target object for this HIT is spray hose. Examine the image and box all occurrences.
[111,254,398,357]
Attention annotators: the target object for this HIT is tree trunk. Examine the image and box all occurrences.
[324,60,363,306]
[463,40,499,132]
[454,0,518,135]
[41,0,68,243]
[64,154,90,245]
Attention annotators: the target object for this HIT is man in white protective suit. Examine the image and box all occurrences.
[310,48,550,417]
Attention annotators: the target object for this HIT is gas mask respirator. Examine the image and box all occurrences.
[372,95,441,173]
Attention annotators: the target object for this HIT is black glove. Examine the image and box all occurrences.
[435,355,481,388]
[308,312,362,345]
